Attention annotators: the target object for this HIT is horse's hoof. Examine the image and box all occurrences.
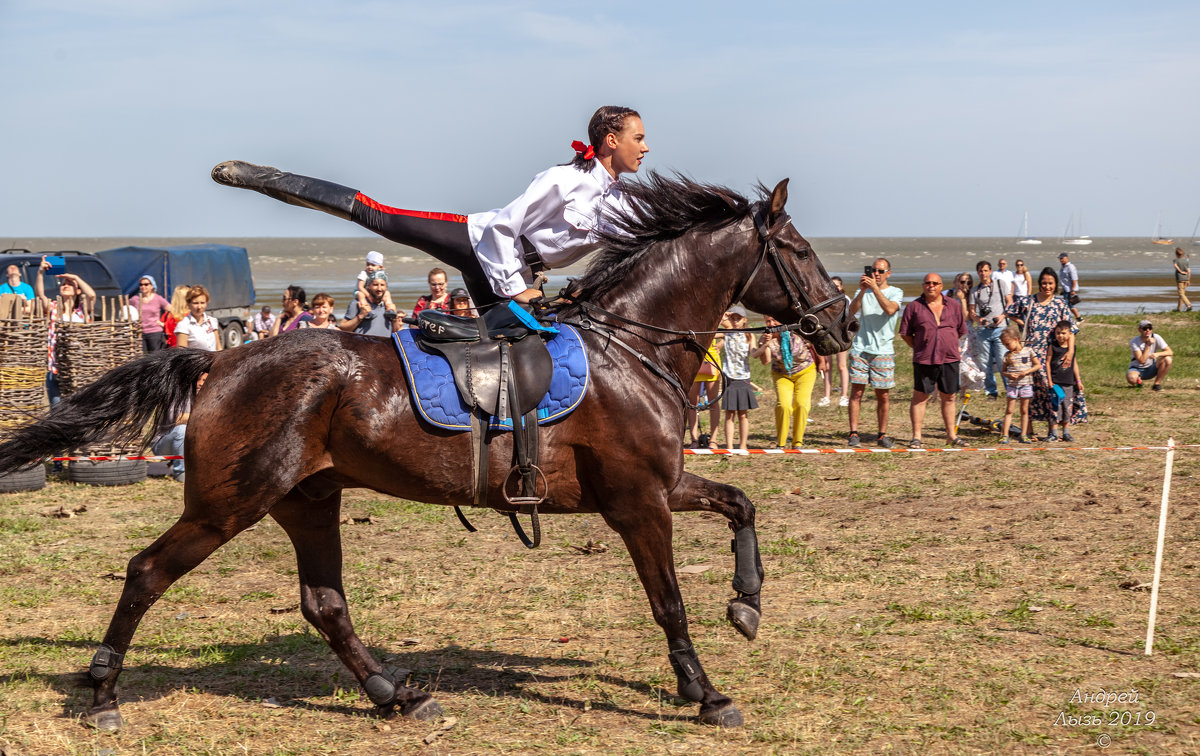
[727,600,761,641]
[84,707,124,731]
[401,696,443,721]
[698,702,744,727]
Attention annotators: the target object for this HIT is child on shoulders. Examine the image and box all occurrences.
[356,250,397,314]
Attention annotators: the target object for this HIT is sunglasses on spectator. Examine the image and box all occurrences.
[868,268,889,274]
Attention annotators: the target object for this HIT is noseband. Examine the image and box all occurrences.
[733,205,850,341]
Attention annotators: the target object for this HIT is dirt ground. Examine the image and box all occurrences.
[1,318,1199,755]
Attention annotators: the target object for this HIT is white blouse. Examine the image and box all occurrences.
[175,314,220,351]
[467,161,631,297]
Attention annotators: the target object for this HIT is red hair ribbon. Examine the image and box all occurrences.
[571,140,595,160]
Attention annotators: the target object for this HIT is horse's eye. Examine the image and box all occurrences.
[794,246,811,261]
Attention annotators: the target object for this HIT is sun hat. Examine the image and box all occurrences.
[138,274,157,291]
[366,250,384,266]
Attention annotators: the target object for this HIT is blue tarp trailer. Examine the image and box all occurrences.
[96,244,256,348]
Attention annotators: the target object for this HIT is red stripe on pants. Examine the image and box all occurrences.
[354,193,467,224]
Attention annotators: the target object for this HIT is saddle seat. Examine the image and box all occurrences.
[413,308,551,421]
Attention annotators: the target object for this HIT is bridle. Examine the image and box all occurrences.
[550,201,851,410]
[733,204,851,341]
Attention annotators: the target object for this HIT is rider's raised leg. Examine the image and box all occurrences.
[601,500,743,726]
[211,160,500,309]
[666,472,762,641]
[269,489,442,720]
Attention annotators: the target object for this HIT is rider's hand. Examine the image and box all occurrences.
[512,288,544,304]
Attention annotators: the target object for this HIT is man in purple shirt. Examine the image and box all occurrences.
[899,273,968,448]
[129,275,171,352]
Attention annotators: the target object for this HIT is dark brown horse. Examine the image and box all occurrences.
[0,175,855,729]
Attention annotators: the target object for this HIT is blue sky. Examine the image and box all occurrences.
[2,1,1197,237]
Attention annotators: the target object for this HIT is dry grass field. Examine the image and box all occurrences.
[1,313,1198,755]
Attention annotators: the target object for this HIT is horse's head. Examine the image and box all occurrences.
[737,179,858,355]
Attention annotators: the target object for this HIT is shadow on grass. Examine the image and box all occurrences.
[1,632,695,723]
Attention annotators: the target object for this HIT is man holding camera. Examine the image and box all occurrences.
[968,260,1012,399]
[846,258,904,449]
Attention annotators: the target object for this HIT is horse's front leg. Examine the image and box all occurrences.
[601,500,744,727]
[667,472,762,641]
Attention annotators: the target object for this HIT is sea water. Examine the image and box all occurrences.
[6,236,1188,316]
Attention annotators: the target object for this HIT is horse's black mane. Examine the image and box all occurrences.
[553,172,762,314]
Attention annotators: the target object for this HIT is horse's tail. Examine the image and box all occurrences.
[0,349,216,474]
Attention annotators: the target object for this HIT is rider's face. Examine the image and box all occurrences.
[607,116,648,177]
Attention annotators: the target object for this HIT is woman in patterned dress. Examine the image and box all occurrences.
[1005,267,1087,437]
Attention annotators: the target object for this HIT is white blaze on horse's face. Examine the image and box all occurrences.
[607,116,648,176]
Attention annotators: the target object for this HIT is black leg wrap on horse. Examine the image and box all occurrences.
[364,672,397,707]
[89,644,124,682]
[730,525,763,595]
[667,639,705,703]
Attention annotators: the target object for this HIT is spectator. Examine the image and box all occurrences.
[815,276,851,408]
[720,306,757,451]
[174,285,223,351]
[340,274,401,336]
[1,264,35,314]
[300,293,339,329]
[950,272,986,404]
[152,373,205,484]
[252,305,276,338]
[129,275,171,352]
[1127,320,1173,391]
[968,260,1011,400]
[34,258,96,407]
[162,285,190,348]
[1012,259,1033,298]
[1045,320,1082,443]
[1005,268,1084,438]
[758,315,817,449]
[899,273,968,448]
[447,287,476,317]
[847,258,903,449]
[992,257,1016,292]
[687,327,723,450]
[412,267,450,315]
[356,251,398,314]
[270,285,312,336]
[997,327,1041,445]
[1058,252,1082,321]
[1174,247,1192,312]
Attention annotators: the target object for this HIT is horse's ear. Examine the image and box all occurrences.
[769,179,789,218]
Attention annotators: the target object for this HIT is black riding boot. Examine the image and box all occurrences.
[211,161,357,220]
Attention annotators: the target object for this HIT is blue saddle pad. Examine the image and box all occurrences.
[392,325,589,431]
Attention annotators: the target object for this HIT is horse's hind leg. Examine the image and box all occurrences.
[667,472,763,641]
[602,501,744,727]
[269,490,442,721]
[86,510,264,729]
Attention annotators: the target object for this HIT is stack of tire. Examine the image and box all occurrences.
[0,295,49,493]
[56,303,147,486]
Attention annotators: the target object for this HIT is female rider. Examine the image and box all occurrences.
[213,106,648,310]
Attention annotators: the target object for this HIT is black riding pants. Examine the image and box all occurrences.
[349,194,502,310]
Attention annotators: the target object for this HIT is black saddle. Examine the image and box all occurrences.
[411,307,554,547]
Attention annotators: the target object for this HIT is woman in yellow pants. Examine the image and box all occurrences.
[758,316,817,449]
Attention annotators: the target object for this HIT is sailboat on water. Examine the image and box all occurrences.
[1061,211,1092,246]
[1016,211,1042,245]
[1190,216,1200,246]
[1152,212,1174,245]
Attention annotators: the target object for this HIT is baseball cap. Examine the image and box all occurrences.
[366,250,384,266]
[449,287,470,300]
[1058,253,1069,260]
[726,304,748,318]
[1138,319,1153,329]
